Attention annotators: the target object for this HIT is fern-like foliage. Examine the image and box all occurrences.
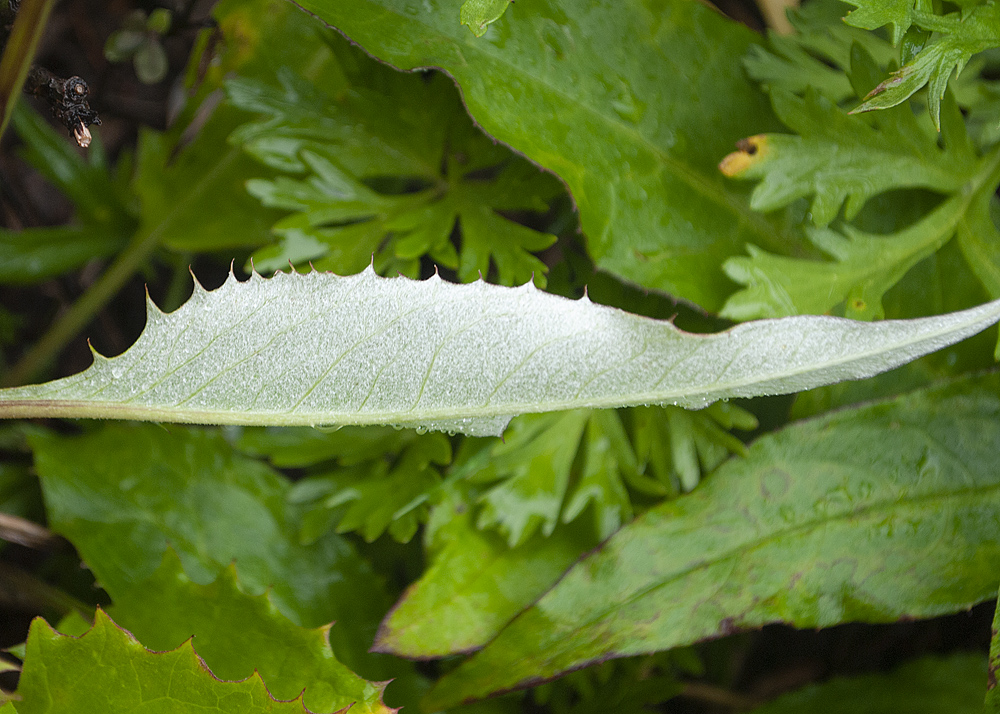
[463,404,758,546]
[845,0,1000,126]
[227,30,564,285]
[722,12,1000,328]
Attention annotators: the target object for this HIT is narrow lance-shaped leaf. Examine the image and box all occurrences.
[2,269,1000,436]
[425,372,1000,708]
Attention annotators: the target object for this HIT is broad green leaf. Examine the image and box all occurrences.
[2,270,1000,435]
[460,0,512,37]
[28,423,391,672]
[852,4,1000,126]
[109,551,394,714]
[720,89,975,227]
[374,492,598,658]
[425,373,1000,707]
[750,654,985,713]
[228,34,561,285]
[290,0,793,311]
[11,610,318,713]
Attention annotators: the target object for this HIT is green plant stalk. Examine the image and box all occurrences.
[0,0,57,141]
[0,226,161,387]
[2,146,245,387]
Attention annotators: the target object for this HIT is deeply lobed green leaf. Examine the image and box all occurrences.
[228,37,562,285]
[851,3,1000,126]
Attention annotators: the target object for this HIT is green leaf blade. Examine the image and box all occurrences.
[2,270,1000,435]
[28,424,391,661]
[424,373,1000,707]
[109,552,394,714]
[11,611,317,714]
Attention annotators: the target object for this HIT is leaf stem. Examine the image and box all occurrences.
[0,0,57,140]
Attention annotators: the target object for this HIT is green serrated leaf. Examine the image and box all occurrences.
[245,426,451,544]
[424,372,1000,707]
[721,89,975,226]
[842,0,918,44]
[852,4,1000,126]
[561,410,636,537]
[750,654,985,713]
[475,411,590,546]
[11,610,317,713]
[291,433,451,544]
[229,36,560,285]
[109,551,395,714]
[3,270,1000,435]
[722,140,1000,321]
[28,423,392,674]
[460,0,512,37]
[288,0,793,311]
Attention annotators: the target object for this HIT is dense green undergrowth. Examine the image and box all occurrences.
[3,0,1000,711]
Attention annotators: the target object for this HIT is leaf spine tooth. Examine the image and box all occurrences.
[189,268,207,295]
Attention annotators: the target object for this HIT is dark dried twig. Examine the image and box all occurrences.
[23,65,100,147]
[0,0,100,147]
